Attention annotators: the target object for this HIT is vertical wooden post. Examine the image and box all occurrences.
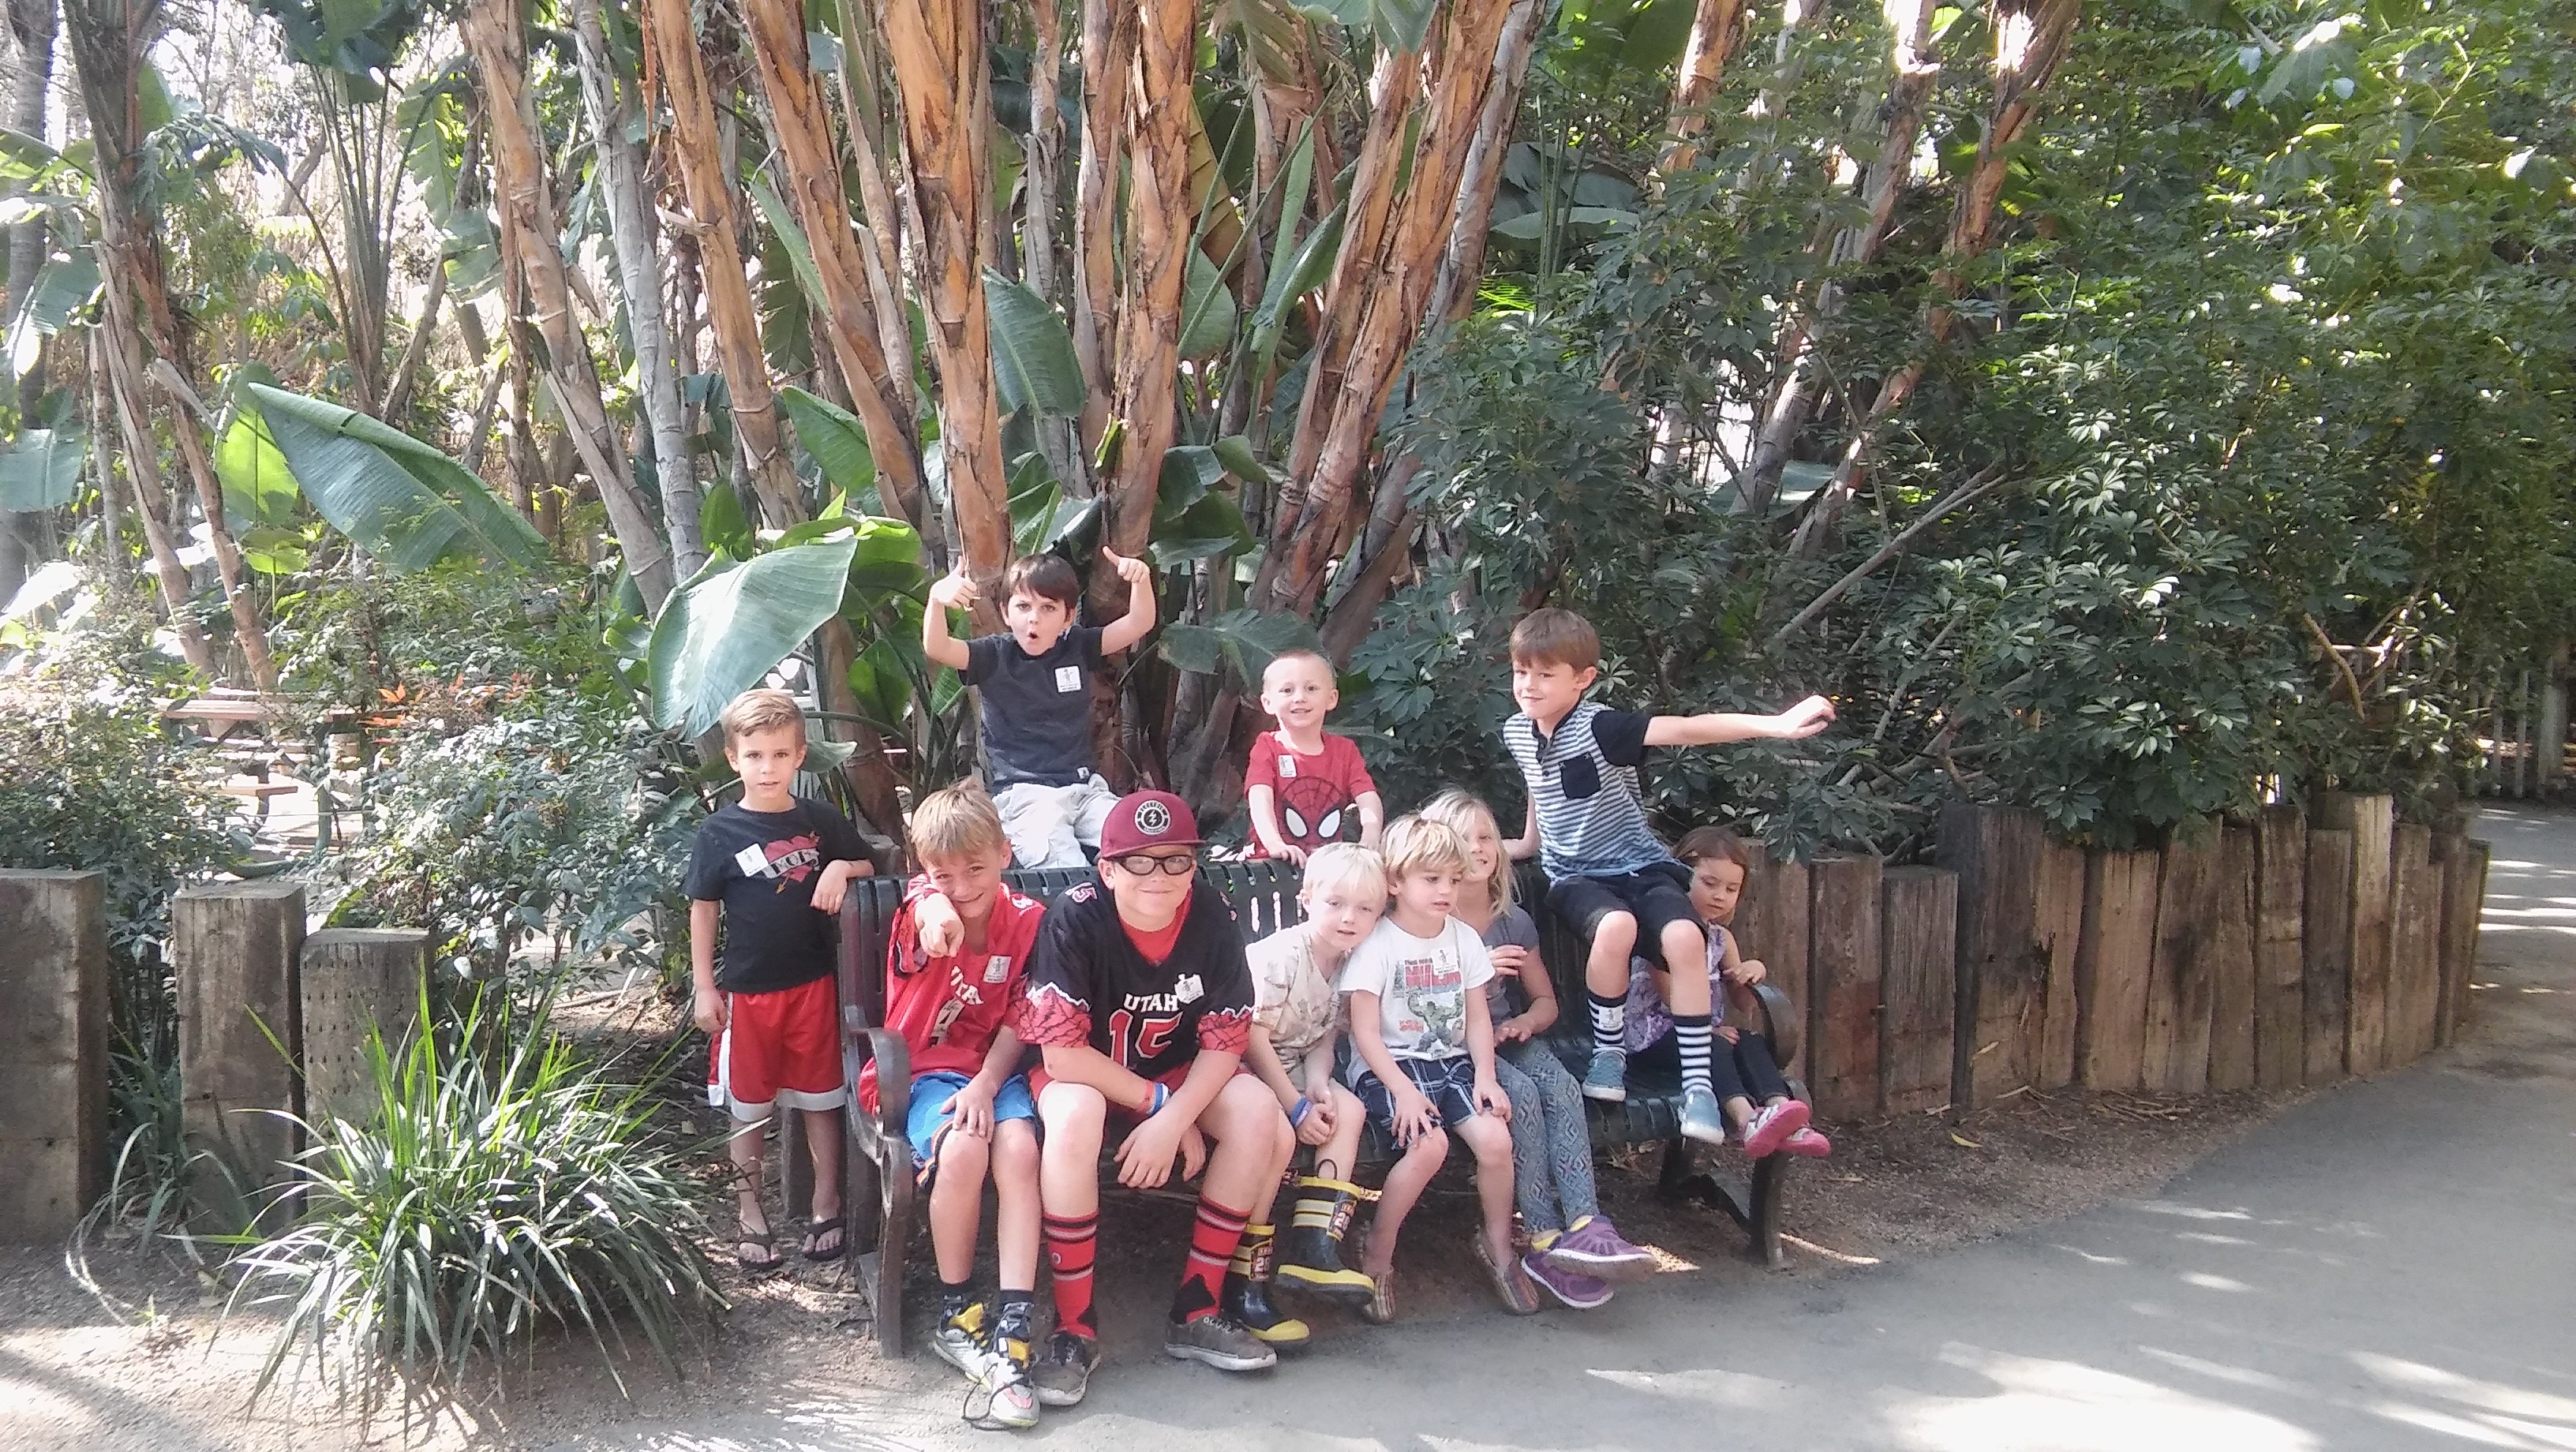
[2435,837,2488,1046]
[1808,855,1884,1120]
[0,871,108,1241]
[2144,820,2220,1094]
[174,881,307,1219]
[299,929,431,1129]
[1878,867,1958,1113]
[2302,826,2355,1083]
[2317,793,2394,1075]
[2033,840,2086,1091]
[1733,843,1810,1024]
[2252,806,2308,1090]
[2076,848,2159,1091]
[2385,824,2439,1067]
[1936,804,2052,1110]
[2206,825,2259,1092]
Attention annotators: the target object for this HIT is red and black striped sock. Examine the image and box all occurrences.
[1172,1195,1251,1323]
[1043,1211,1099,1338]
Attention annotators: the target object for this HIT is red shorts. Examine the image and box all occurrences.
[1028,1062,1195,1125]
[709,977,848,1121]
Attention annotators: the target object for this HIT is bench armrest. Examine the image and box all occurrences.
[849,1024,912,1132]
[1750,982,1800,1072]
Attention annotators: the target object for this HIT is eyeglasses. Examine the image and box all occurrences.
[1105,851,1199,877]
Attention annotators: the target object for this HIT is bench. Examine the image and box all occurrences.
[822,859,1808,1350]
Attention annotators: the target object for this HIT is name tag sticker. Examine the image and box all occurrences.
[733,844,771,878]
[984,954,1013,985]
[1054,665,1084,693]
[1278,754,1298,778]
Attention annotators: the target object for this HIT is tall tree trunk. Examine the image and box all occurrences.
[879,0,1010,615]
[65,0,273,686]
[1660,0,1748,175]
[1021,0,1079,488]
[90,304,212,671]
[465,0,675,607]
[380,253,447,423]
[1788,0,2080,560]
[569,0,703,579]
[745,0,927,533]
[1252,0,1517,619]
[5,0,56,349]
[1735,0,1938,519]
[833,12,919,427]
[1068,0,1136,460]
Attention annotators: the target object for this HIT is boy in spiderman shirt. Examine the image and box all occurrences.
[1013,790,1299,1404]
[1244,648,1383,863]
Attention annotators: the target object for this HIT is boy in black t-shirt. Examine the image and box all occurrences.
[1009,791,1297,1404]
[686,689,874,1270]
[923,549,1158,869]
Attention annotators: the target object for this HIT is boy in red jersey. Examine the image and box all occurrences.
[1012,791,1297,1405]
[860,787,1045,1428]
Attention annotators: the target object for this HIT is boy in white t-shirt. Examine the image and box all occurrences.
[1339,815,1534,1322]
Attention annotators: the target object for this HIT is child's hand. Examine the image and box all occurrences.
[693,989,728,1036]
[914,893,966,957]
[1294,1095,1336,1147]
[1495,1013,1534,1046]
[945,1079,997,1140]
[1725,956,1768,988]
[927,563,979,610]
[1178,1123,1208,1181]
[1716,1022,1741,1044]
[811,860,859,914]
[1116,1108,1189,1188]
[1101,547,1151,587]
[1488,944,1532,979]
[1391,1085,1440,1147]
[1771,694,1837,739]
[1473,1075,1511,1121]
[1275,842,1309,867]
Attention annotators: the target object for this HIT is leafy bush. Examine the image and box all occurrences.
[229,995,721,1408]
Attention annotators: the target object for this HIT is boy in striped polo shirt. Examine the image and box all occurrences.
[1500,609,1834,1143]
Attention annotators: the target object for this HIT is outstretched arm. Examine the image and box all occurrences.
[1643,694,1835,747]
[1098,548,1159,654]
[923,565,976,671]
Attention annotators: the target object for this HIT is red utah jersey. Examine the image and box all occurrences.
[859,877,1046,1112]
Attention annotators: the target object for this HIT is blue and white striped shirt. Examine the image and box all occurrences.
[1502,701,1672,880]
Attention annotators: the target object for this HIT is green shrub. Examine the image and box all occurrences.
[229,995,721,1409]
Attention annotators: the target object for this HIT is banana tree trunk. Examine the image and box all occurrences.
[745,0,928,534]
[833,13,919,426]
[1069,0,1136,458]
[65,0,273,687]
[1660,0,1747,175]
[465,0,674,608]
[1788,0,2081,561]
[89,312,211,672]
[568,0,703,579]
[878,0,1011,613]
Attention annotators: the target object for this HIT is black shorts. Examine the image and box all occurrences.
[1352,1057,1479,1139]
[1548,863,1701,952]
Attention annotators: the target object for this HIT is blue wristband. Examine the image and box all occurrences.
[1149,1082,1170,1116]
[1289,1096,1312,1128]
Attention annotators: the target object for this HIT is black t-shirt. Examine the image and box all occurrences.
[683,798,866,993]
[964,625,1105,788]
[1012,877,1254,1081]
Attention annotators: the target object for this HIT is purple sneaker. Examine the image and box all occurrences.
[1542,1215,1657,1284]
[1520,1250,1614,1310]
[1742,1098,1811,1159]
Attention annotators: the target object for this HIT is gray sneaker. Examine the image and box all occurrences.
[1163,1313,1279,1372]
[1582,1049,1628,1102]
[929,1302,994,1383]
[1031,1330,1099,1408]
[1678,1083,1728,1144]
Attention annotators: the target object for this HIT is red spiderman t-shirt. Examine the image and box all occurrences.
[1243,731,1376,859]
[858,877,1046,1113]
[1013,877,1253,1080]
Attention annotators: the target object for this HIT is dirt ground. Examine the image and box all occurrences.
[0,1061,2292,1452]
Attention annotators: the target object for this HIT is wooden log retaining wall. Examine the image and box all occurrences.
[1731,799,2486,1120]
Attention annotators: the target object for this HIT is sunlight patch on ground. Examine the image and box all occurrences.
[2180,1271,2253,1293]
[2352,1352,2576,1424]
[1885,1344,2320,1452]
[1585,1365,1800,1412]
[2134,1345,2295,1391]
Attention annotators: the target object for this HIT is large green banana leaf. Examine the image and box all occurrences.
[246,384,547,571]
[648,536,858,738]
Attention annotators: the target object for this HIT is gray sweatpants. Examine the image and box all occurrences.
[1493,1040,1601,1236]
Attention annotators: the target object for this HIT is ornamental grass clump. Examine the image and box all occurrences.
[229,997,723,1409]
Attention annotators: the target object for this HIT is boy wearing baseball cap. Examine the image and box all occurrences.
[1011,790,1298,1404]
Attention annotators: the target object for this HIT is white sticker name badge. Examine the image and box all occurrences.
[1277,754,1298,778]
[983,954,1013,985]
[733,843,773,878]
[1055,665,1084,693]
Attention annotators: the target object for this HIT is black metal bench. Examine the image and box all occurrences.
[822,859,1807,1350]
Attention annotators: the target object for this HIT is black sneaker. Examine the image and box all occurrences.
[1030,1329,1100,1408]
[1162,1313,1279,1372]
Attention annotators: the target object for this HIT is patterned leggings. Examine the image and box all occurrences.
[1493,1041,1600,1237]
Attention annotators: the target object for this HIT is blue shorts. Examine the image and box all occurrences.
[1352,1056,1480,1141]
[906,1071,1038,1170]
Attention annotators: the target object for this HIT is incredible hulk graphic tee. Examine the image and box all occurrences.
[1337,915,1495,1061]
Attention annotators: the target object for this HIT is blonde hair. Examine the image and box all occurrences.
[1378,814,1471,882]
[912,784,1009,863]
[1262,648,1332,689]
[1300,842,1387,906]
[1419,788,1513,911]
[721,688,805,746]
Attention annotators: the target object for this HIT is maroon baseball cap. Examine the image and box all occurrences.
[1099,790,1204,858]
